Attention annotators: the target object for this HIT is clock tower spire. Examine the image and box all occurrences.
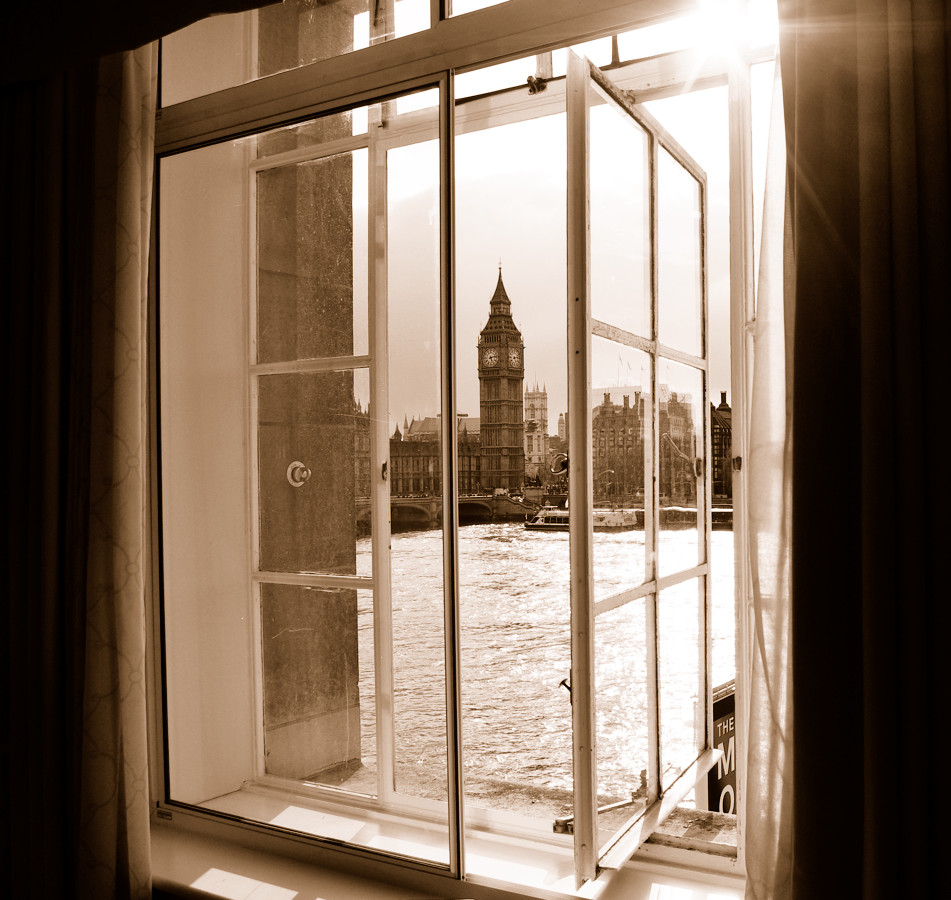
[478,268,525,492]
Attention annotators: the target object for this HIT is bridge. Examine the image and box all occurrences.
[356,494,537,531]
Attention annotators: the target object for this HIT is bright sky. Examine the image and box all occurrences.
[379,81,751,435]
[365,2,778,434]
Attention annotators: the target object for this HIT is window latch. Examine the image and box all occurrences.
[527,75,547,94]
[554,780,647,834]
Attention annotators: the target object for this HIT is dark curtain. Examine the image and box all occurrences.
[782,1,950,896]
[1,5,269,897]
[1,65,98,900]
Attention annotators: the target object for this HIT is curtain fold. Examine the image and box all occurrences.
[743,58,794,900]
[77,45,158,899]
[1,62,98,900]
[780,0,950,896]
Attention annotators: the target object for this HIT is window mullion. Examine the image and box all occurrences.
[646,128,662,805]
[438,71,465,880]
[727,52,755,875]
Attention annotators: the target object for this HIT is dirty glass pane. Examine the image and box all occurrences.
[257,368,372,577]
[256,146,368,363]
[658,148,703,357]
[260,584,369,785]
[658,358,702,575]
[162,0,431,107]
[657,578,705,792]
[589,92,650,340]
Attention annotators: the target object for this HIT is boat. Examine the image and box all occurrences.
[524,503,639,532]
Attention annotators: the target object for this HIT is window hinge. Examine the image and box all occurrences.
[732,456,743,471]
[382,461,388,481]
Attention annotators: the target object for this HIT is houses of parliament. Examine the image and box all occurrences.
[353,270,732,506]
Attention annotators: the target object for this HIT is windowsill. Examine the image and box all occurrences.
[152,802,743,900]
[647,807,737,856]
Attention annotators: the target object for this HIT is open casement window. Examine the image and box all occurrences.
[564,53,715,884]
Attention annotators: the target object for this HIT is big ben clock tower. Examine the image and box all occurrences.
[478,268,525,492]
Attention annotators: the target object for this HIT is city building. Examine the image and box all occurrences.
[711,391,733,501]
[524,382,549,480]
[387,414,482,497]
[590,388,698,505]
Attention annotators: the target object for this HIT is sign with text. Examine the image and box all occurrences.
[707,681,736,814]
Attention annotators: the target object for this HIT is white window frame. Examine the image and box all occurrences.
[151,0,769,893]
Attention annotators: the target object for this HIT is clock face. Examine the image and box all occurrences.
[482,348,499,367]
[508,348,521,368]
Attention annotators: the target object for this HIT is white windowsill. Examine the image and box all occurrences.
[152,807,744,900]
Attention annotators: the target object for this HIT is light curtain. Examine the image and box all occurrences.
[743,59,794,900]
[78,45,158,900]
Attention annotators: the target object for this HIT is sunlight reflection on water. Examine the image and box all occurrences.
[356,523,734,818]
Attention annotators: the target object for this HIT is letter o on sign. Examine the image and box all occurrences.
[719,784,735,814]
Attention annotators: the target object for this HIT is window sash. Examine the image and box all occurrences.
[566,52,714,884]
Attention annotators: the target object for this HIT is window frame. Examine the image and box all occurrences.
[150,0,770,892]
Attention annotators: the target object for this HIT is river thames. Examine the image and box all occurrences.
[351,522,735,822]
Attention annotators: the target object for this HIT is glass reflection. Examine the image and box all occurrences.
[658,358,703,574]
[591,337,650,599]
[657,578,704,791]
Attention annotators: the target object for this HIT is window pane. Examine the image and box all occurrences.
[589,94,650,339]
[658,358,703,575]
[384,134,449,805]
[161,0,430,106]
[451,0,510,13]
[161,90,451,866]
[590,339,650,597]
[455,55,539,99]
[595,599,649,846]
[658,148,703,357]
[257,369,371,576]
[454,99,572,831]
[256,147,368,363]
[657,578,705,792]
[260,584,370,786]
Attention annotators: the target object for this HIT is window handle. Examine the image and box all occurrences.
[286,461,312,488]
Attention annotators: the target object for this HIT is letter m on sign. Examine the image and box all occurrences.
[717,735,735,779]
